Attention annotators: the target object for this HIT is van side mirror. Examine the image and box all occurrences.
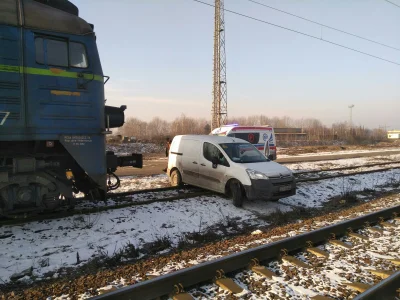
[267,154,273,160]
[212,157,218,168]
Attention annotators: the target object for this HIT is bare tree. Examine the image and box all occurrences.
[115,114,387,145]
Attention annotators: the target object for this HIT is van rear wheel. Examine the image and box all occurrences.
[170,170,183,187]
[230,180,244,208]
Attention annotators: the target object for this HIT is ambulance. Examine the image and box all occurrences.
[211,125,277,160]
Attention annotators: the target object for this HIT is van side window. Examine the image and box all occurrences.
[203,142,229,167]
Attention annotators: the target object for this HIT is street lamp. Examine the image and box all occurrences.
[348,104,354,129]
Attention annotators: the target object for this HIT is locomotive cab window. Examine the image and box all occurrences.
[70,42,88,68]
[35,37,88,68]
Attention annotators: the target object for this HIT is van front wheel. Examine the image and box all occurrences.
[230,180,244,208]
[170,170,183,187]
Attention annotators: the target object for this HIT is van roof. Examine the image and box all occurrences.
[213,126,273,131]
[175,135,247,144]
[230,126,273,131]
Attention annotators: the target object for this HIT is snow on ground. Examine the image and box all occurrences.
[1,154,400,284]
[107,143,164,156]
[283,168,400,207]
[110,174,170,192]
[231,169,400,212]
[79,165,400,211]
[0,197,259,283]
[85,196,400,300]
[277,147,400,158]
[108,154,400,195]
[286,154,400,172]
[1,168,400,283]
[104,157,400,210]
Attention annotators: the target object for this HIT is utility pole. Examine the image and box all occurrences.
[212,0,227,130]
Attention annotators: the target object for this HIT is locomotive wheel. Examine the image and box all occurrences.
[68,197,76,209]
[42,193,62,210]
[85,188,106,202]
[0,172,73,214]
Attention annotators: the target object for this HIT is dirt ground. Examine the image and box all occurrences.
[142,152,166,160]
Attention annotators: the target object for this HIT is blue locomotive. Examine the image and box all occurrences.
[0,0,142,215]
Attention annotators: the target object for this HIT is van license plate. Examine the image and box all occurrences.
[279,185,291,192]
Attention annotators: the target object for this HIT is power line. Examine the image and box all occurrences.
[246,0,400,52]
[384,0,400,8]
[189,0,400,66]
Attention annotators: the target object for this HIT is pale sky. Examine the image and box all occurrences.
[71,0,400,129]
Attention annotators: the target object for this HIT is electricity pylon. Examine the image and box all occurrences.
[211,0,227,130]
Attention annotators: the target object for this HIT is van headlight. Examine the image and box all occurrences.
[246,169,269,180]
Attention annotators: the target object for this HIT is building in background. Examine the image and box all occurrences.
[274,128,308,142]
[387,130,400,139]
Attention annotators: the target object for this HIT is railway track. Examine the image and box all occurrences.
[85,161,400,206]
[1,163,399,227]
[293,161,400,175]
[295,164,400,182]
[92,205,400,300]
[0,187,211,226]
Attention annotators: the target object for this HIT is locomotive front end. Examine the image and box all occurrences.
[0,0,141,215]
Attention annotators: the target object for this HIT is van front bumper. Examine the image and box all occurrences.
[244,177,296,200]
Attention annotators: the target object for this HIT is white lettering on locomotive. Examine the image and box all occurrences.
[0,111,10,125]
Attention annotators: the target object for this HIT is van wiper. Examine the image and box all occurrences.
[244,160,267,163]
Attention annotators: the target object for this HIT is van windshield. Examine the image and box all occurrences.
[219,143,268,163]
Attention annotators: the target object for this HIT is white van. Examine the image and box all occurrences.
[211,125,277,160]
[167,135,295,207]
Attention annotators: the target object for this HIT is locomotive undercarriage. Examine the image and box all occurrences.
[0,141,103,216]
[0,170,73,214]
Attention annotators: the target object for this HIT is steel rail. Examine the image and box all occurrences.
[92,205,400,300]
[106,190,210,207]
[109,164,400,198]
[354,270,400,300]
[294,161,400,175]
[276,149,400,164]
[109,186,181,198]
[1,166,399,226]
[0,190,211,226]
[296,166,400,183]
[108,186,201,203]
